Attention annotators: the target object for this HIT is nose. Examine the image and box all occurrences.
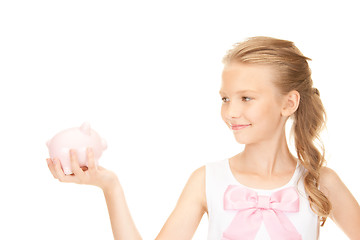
[227,101,243,119]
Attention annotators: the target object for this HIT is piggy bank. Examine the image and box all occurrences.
[46,122,107,175]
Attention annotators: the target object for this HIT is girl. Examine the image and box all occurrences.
[46,36,360,239]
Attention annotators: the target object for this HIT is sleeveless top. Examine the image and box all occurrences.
[205,158,320,240]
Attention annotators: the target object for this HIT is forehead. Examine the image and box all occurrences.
[220,62,278,94]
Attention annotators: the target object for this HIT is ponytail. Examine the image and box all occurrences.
[291,87,331,226]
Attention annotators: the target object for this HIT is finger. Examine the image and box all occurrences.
[86,147,97,171]
[53,158,74,183]
[69,149,85,176]
[46,158,58,179]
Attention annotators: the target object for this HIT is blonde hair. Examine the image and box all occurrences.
[222,36,331,226]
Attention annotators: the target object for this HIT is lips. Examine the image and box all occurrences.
[231,124,250,127]
[230,124,251,130]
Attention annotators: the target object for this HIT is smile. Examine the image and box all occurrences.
[231,124,251,130]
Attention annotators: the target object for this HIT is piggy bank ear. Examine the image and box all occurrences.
[80,122,91,135]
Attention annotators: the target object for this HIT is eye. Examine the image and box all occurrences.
[242,97,252,102]
[221,97,229,103]
[221,96,252,103]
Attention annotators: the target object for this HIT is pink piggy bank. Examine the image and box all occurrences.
[46,122,107,175]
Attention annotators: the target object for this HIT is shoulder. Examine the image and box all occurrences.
[319,166,340,183]
[318,167,360,238]
[318,166,342,195]
[318,166,341,187]
[185,159,228,195]
[186,165,205,187]
[318,166,353,205]
[192,165,206,175]
[184,165,206,210]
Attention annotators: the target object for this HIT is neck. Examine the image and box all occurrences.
[238,130,297,177]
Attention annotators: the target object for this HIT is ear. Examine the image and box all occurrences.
[281,90,300,117]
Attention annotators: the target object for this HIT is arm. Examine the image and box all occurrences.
[319,167,360,239]
[47,148,142,240]
[155,166,207,240]
[47,148,207,239]
[96,165,207,240]
[102,179,142,240]
[102,165,207,240]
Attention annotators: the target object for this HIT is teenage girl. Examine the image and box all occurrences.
[46,36,360,239]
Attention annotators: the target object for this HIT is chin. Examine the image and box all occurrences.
[233,136,253,145]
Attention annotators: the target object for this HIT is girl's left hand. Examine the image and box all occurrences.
[46,147,119,191]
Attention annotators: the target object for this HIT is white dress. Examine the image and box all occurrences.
[205,158,320,240]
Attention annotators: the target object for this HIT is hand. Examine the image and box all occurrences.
[46,147,119,191]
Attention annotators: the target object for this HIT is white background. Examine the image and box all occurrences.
[1,0,359,239]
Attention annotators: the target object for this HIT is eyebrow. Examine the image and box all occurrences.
[219,89,258,95]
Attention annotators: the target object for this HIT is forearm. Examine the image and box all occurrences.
[102,179,142,240]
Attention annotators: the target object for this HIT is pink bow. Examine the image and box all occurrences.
[222,185,302,240]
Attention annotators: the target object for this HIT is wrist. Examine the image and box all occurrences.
[101,174,121,193]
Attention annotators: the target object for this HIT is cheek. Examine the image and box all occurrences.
[245,103,262,119]
[251,103,280,123]
[220,107,228,122]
